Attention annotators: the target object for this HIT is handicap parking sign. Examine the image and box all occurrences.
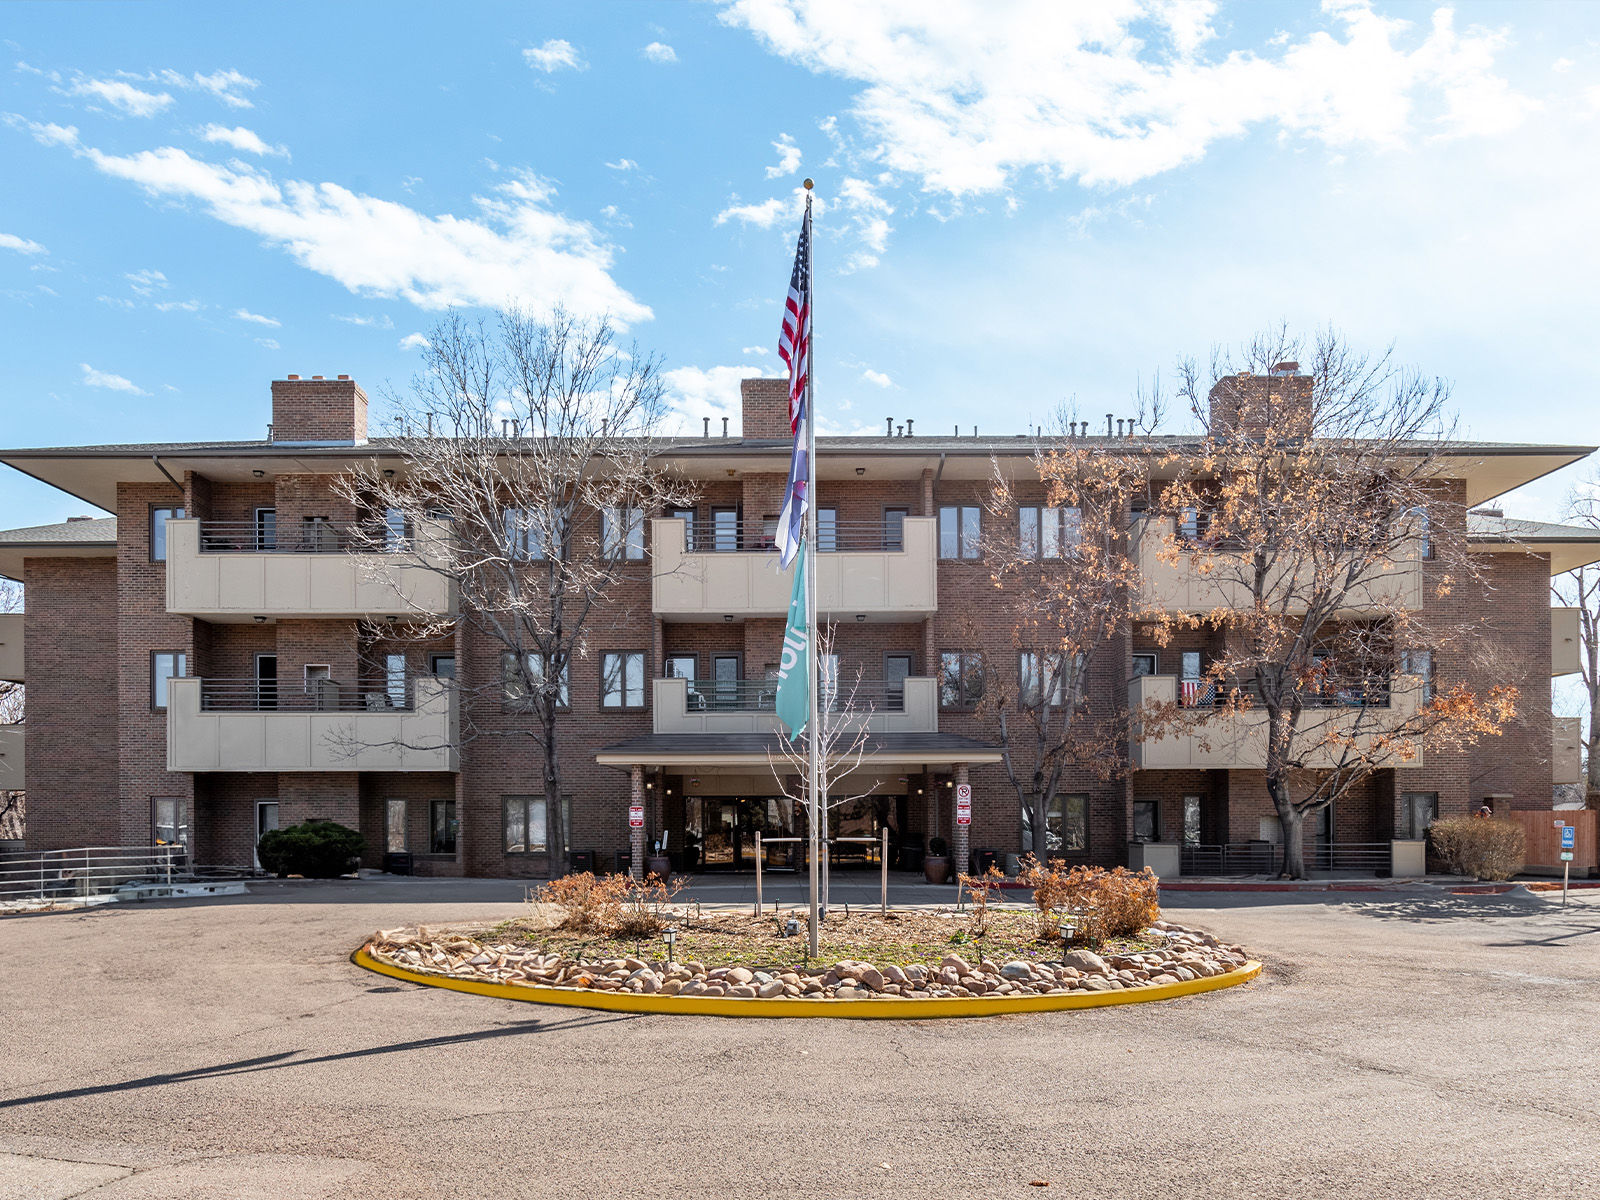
[1560,825,1576,850]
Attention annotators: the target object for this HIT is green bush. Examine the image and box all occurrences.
[256,820,365,879]
[1428,817,1525,881]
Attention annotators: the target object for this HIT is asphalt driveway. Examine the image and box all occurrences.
[0,877,1595,1199]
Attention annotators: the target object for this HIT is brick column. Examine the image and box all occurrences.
[953,762,970,877]
[630,765,645,880]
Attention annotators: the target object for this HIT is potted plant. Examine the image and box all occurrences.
[924,836,951,885]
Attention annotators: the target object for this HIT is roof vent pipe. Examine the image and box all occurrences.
[722,417,729,438]
[905,419,914,437]
[703,417,710,438]
[886,417,894,437]
[896,424,904,437]
[1106,413,1114,436]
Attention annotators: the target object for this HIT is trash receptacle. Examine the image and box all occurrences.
[976,849,1001,874]
[569,850,594,874]
[383,852,413,876]
[615,851,633,875]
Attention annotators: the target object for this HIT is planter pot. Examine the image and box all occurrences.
[923,855,951,885]
[646,855,671,878]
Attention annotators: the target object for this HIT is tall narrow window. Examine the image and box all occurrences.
[1183,795,1202,845]
[883,507,908,552]
[885,653,911,708]
[1407,506,1434,561]
[1401,792,1438,840]
[152,797,189,850]
[504,507,559,560]
[385,798,407,853]
[601,651,647,709]
[383,507,408,552]
[669,508,696,549]
[938,506,981,559]
[1019,506,1083,559]
[255,508,277,551]
[603,506,645,560]
[150,651,186,710]
[939,651,985,708]
[1133,800,1158,843]
[1402,650,1434,703]
[816,508,838,553]
[1019,652,1065,708]
[712,507,740,552]
[429,799,457,854]
[150,506,185,562]
[385,654,407,707]
[503,795,550,853]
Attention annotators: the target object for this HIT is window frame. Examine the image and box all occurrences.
[937,505,981,560]
[149,649,187,711]
[152,796,190,850]
[882,506,909,552]
[1132,799,1159,843]
[149,505,185,563]
[600,650,649,711]
[428,799,458,855]
[1018,505,1083,560]
[939,650,986,709]
[816,507,838,553]
[1401,791,1438,841]
[1018,651,1066,710]
[385,798,407,854]
[1402,649,1434,703]
[429,654,456,679]
[501,651,571,711]
[1131,652,1158,678]
[503,506,562,561]
[503,794,551,854]
[602,505,646,561]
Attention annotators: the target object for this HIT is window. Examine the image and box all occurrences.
[385,799,407,853]
[602,506,645,560]
[669,508,696,548]
[1401,792,1438,840]
[1183,795,1202,845]
[502,652,570,710]
[383,507,409,552]
[255,508,277,551]
[503,795,551,853]
[302,515,337,552]
[938,506,981,559]
[385,654,407,707]
[150,651,186,710]
[150,506,185,561]
[152,797,189,850]
[883,508,908,552]
[665,654,696,681]
[429,799,458,854]
[1132,652,1158,678]
[1402,650,1434,703]
[601,651,647,709]
[1019,652,1066,708]
[1133,800,1159,843]
[1407,506,1434,560]
[885,654,911,707]
[1019,506,1082,559]
[429,655,456,679]
[1022,793,1088,854]
[816,508,838,553]
[939,651,985,708]
[503,507,560,560]
[1178,506,1199,542]
[712,507,741,552]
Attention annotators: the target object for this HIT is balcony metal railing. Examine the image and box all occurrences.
[0,845,262,903]
[198,676,419,713]
[682,519,909,554]
[197,519,412,554]
[1179,841,1393,876]
[676,677,908,713]
[1175,679,1395,710]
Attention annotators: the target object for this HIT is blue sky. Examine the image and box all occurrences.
[3,0,1600,530]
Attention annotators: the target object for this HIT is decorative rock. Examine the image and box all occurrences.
[758,981,785,998]
[728,984,758,998]
[883,965,907,985]
[727,967,755,985]
[999,961,1033,980]
[859,967,886,992]
[1062,950,1109,976]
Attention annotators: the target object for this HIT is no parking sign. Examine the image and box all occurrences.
[955,783,972,827]
[628,804,644,829]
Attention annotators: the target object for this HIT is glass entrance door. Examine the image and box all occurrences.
[686,797,796,870]
[255,800,279,868]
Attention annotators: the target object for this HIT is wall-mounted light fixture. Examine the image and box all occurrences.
[251,469,265,479]
[855,614,866,622]
[855,467,866,476]
[384,468,396,479]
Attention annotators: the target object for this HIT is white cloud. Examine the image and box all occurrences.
[765,132,802,178]
[599,204,632,228]
[642,42,678,64]
[0,232,46,255]
[66,77,173,118]
[861,367,892,388]
[125,268,167,295]
[740,345,770,357]
[523,39,586,73]
[200,124,288,158]
[233,308,279,326]
[80,363,146,394]
[19,123,650,324]
[155,298,202,312]
[720,0,1538,193]
[398,332,429,351]
[150,68,259,109]
[1553,57,1574,74]
[660,364,761,435]
[714,186,817,228]
[333,313,394,329]
[254,337,280,350]
[605,158,638,172]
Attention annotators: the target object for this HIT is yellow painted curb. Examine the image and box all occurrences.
[352,945,1262,1019]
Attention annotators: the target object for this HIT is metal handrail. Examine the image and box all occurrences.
[198,676,417,713]
[1179,840,1392,876]
[1172,678,1395,710]
[680,518,910,553]
[197,519,412,554]
[675,677,906,712]
[0,844,263,902]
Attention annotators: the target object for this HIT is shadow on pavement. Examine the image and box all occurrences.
[0,1011,638,1111]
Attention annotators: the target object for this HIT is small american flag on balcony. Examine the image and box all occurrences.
[1181,680,1214,707]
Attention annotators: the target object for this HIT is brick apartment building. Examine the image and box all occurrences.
[0,370,1595,879]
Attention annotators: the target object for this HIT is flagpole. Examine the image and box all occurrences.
[802,179,822,958]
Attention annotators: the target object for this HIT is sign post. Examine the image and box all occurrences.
[1560,823,1576,908]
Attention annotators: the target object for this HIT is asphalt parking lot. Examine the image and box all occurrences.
[0,877,1595,1199]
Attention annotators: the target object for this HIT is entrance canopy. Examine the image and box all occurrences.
[595,731,1003,772]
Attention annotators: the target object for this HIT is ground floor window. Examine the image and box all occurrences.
[1402,792,1438,840]
[1183,795,1202,845]
[503,795,550,853]
[429,799,457,854]
[1133,799,1158,842]
[152,797,189,850]
[385,799,406,853]
[1022,793,1088,855]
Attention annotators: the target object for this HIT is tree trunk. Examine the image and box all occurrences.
[542,696,567,877]
[1587,687,1600,809]
[1267,774,1305,879]
[1029,793,1049,861]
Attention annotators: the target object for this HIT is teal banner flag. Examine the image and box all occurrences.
[775,540,809,740]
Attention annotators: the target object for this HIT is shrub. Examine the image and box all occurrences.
[256,820,365,879]
[1019,858,1161,945]
[1428,817,1525,880]
[928,836,949,858]
[956,865,1006,935]
[533,871,688,938]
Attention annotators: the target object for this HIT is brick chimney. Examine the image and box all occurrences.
[1208,362,1313,438]
[270,374,368,444]
[740,378,791,440]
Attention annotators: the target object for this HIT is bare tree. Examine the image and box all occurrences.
[1136,329,1516,878]
[978,444,1148,855]
[1555,469,1600,808]
[0,580,22,840]
[337,307,697,873]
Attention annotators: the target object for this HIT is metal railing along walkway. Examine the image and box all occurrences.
[0,845,260,902]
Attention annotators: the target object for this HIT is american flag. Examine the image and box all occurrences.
[1181,680,1215,707]
[774,203,812,569]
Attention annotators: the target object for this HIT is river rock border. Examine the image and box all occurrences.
[356,920,1260,1018]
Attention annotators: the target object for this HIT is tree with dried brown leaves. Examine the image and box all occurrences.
[1136,328,1516,878]
[336,307,698,873]
[1554,468,1600,808]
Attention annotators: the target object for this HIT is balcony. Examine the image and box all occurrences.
[1553,716,1581,785]
[650,517,937,620]
[164,518,456,621]
[1135,518,1423,615]
[166,675,458,773]
[651,675,939,735]
[1129,674,1423,770]
[0,612,19,682]
[0,724,21,791]
[1552,606,1581,676]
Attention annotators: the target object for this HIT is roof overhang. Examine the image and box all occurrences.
[594,732,1004,770]
[1471,534,1600,575]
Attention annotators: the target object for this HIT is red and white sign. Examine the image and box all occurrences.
[955,783,972,827]
[628,804,645,829]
